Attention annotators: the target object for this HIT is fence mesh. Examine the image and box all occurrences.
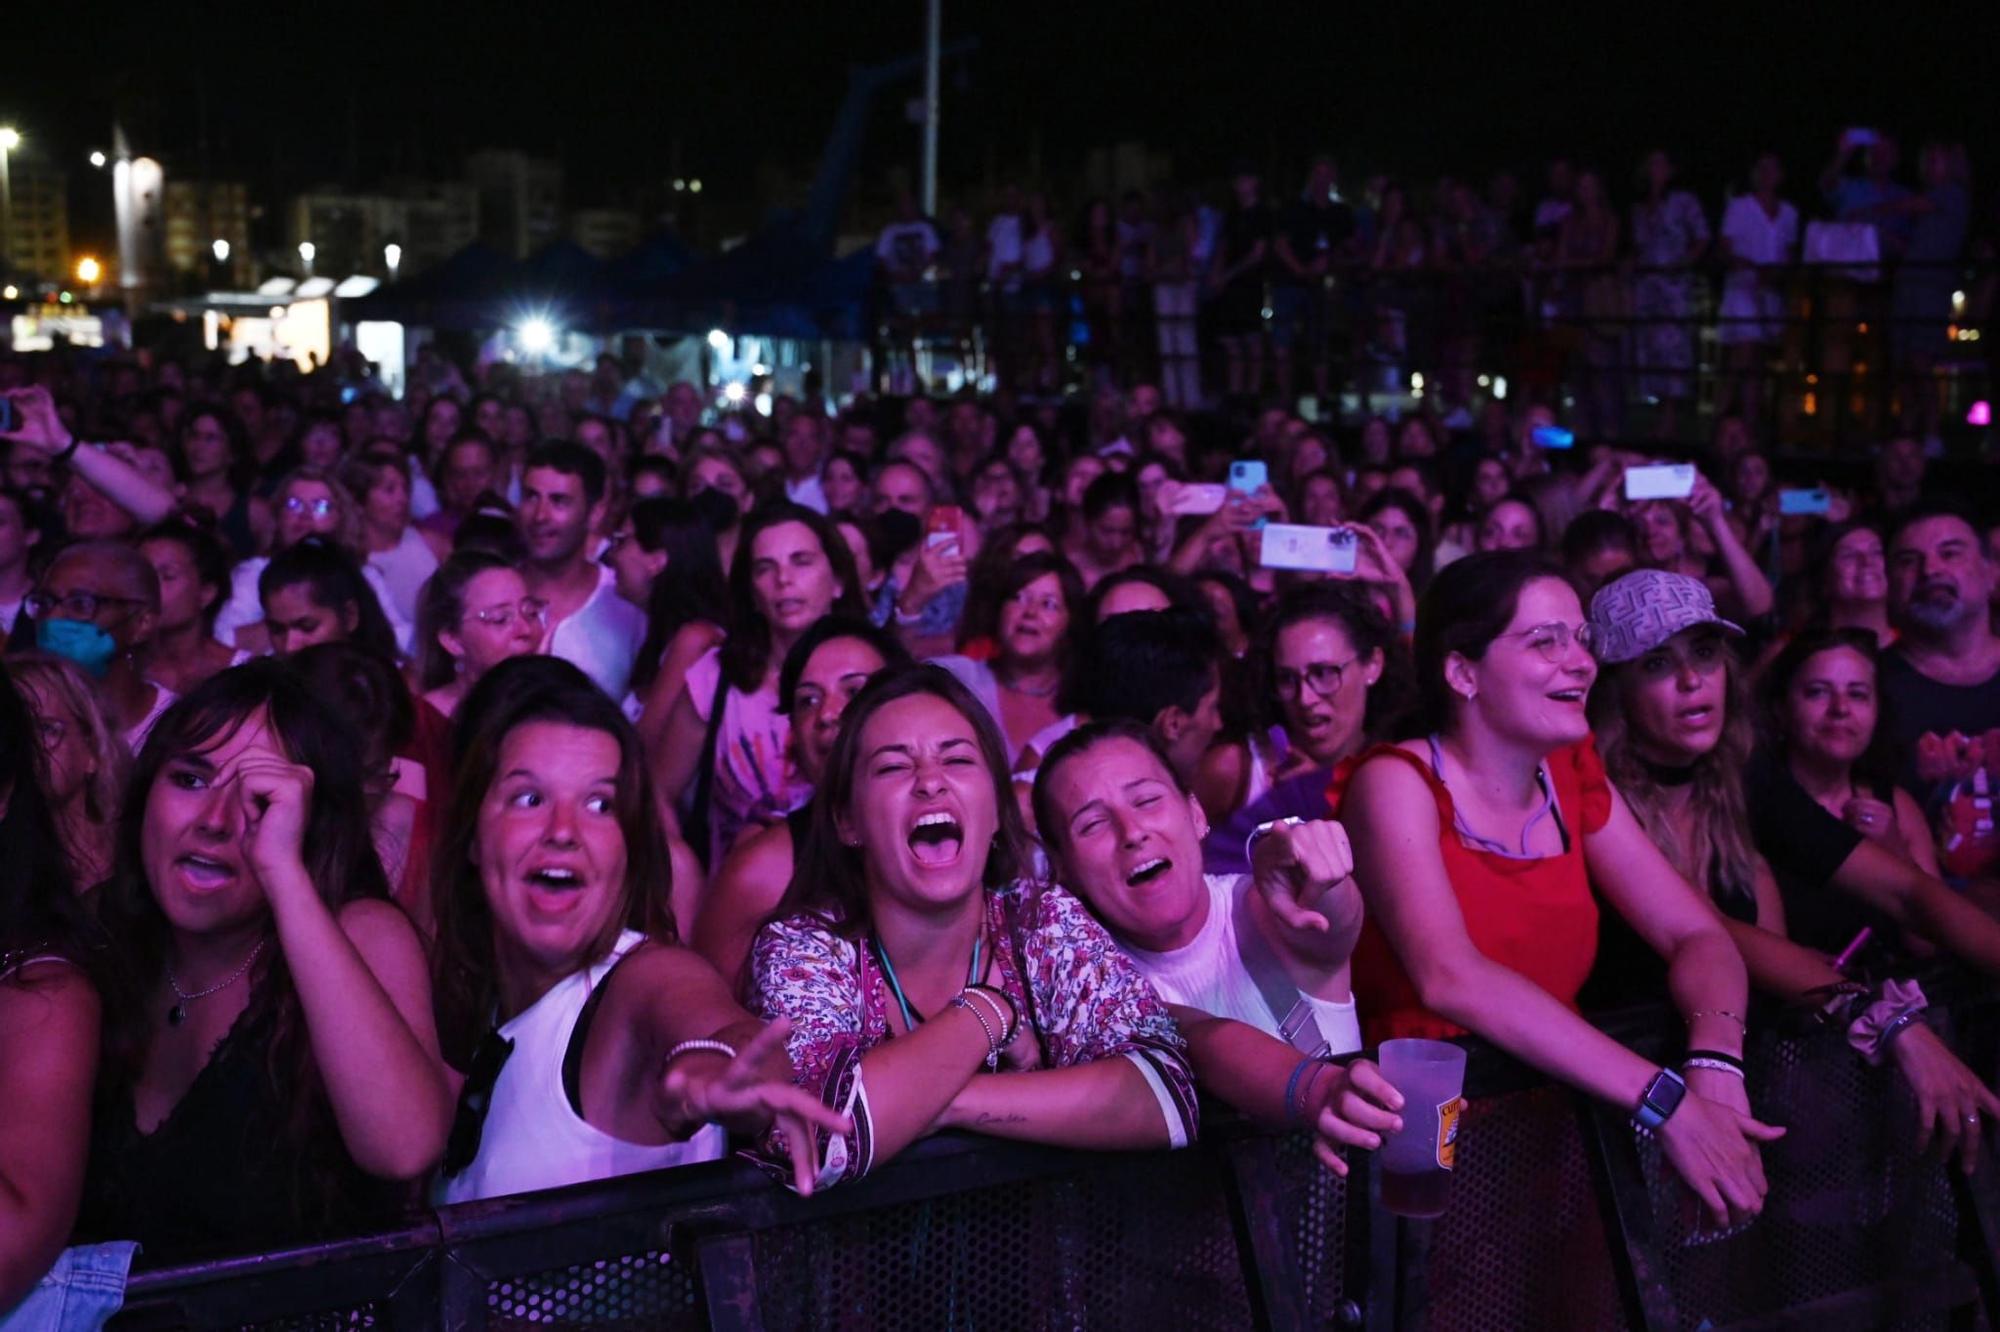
[484,1249,700,1330]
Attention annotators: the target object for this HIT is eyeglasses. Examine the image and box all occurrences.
[470,597,549,629]
[1274,657,1359,700]
[34,716,66,750]
[1503,621,1597,663]
[441,1027,516,1178]
[24,589,147,620]
[281,496,338,519]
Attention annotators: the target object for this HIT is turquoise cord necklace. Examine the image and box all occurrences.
[871,930,982,1032]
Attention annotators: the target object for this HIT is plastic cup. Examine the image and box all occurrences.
[1376,1038,1468,1219]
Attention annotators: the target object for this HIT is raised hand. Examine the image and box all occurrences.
[1251,818,1355,934]
[661,1019,852,1196]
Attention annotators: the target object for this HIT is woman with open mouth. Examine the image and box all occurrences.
[931,550,1087,765]
[1335,552,1783,1229]
[73,660,453,1261]
[1592,564,2000,1168]
[751,665,1199,1191]
[431,657,848,1203]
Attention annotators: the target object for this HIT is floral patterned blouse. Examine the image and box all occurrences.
[750,879,1199,1189]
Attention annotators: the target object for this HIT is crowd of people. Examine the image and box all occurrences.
[878,132,1987,442]
[4,300,2000,1318]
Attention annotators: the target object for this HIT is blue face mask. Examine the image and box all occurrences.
[36,616,119,679]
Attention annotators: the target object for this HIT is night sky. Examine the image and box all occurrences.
[7,2,1997,248]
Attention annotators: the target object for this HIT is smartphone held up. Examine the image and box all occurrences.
[1260,523,1359,575]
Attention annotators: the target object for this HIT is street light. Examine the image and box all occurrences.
[212,238,230,264]
[0,128,17,276]
[297,240,315,276]
[383,242,402,281]
[88,151,105,169]
[75,256,101,286]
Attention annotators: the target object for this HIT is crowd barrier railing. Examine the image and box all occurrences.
[108,984,2000,1330]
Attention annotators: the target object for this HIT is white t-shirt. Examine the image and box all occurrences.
[784,472,829,514]
[547,564,648,702]
[217,554,416,658]
[986,213,1024,284]
[876,220,940,274]
[1120,873,1361,1056]
[1720,193,1799,268]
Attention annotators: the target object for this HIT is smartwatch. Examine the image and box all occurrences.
[1632,1067,1687,1131]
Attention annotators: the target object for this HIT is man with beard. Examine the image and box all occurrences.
[1882,503,2000,881]
[517,442,646,701]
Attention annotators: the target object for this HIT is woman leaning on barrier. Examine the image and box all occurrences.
[74,660,452,1261]
[0,665,103,1314]
[1588,583,2000,1172]
[430,657,847,1203]
[750,664,1200,1191]
[1334,552,1785,1228]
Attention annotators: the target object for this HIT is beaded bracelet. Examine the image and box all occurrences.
[965,983,1021,1046]
[1689,1009,1747,1030]
[1682,1057,1746,1080]
[662,1038,738,1071]
[1683,1048,1745,1071]
[949,994,1004,1069]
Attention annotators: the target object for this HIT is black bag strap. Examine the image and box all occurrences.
[686,664,732,871]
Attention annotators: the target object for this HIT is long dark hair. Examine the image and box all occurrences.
[956,550,1087,665]
[1359,487,1437,591]
[1412,550,1573,735]
[429,656,675,1069]
[92,660,389,1227]
[717,502,864,692]
[631,498,732,692]
[1760,626,1901,793]
[259,537,401,664]
[776,664,1032,940]
[0,663,89,968]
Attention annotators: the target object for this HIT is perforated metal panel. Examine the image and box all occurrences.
[1419,1083,1629,1332]
[238,1309,382,1331]
[1274,1130,1351,1324]
[484,1250,699,1329]
[749,1152,1253,1330]
[1634,1029,1964,1331]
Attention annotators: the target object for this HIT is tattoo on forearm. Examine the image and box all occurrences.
[972,1111,1028,1126]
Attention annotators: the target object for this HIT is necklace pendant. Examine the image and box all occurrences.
[168,1002,187,1027]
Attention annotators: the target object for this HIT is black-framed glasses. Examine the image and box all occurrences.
[1502,621,1596,663]
[1274,657,1359,700]
[24,589,147,620]
[442,1027,516,1177]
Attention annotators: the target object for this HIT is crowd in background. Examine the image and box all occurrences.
[6,128,2000,1324]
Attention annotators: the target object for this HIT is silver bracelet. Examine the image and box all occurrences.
[1242,816,1302,875]
[962,987,1014,1046]
[1682,1057,1746,1080]
[662,1038,738,1072]
[949,994,1003,1070]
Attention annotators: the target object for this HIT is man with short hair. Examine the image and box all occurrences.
[1882,504,2000,881]
[517,442,646,701]
[781,412,829,513]
[1079,608,1225,781]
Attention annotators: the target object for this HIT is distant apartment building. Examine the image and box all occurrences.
[1,160,69,285]
[289,190,409,277]
[163,180,251,286]
[384,179,481,272]
[569,207,641,259]
[467,150,563,259]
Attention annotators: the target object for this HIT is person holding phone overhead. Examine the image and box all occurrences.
[1624,466,1773,621]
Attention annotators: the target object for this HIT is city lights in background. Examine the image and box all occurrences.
[1,286,16,301]
[672,178,704,194]
[88,150,105,168]
[1970,401,1992,428]
[212,238,231,263]
[383,243,402,280]
[74,256,101,285]
[516,317,555,354]
[707,328,731,352]
[723,382,747,403]
[0,128,19,151]
[297,241,316,276]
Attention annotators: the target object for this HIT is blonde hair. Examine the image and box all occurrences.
[9,651,127,828]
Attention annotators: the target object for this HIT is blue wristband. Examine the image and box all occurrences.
[1284,1055,1317,1125]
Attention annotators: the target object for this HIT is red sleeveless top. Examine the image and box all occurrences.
[1328,736,1613,1046]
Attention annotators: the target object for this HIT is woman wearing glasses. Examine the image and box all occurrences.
[414,551,547,720]
[19,541,173,753]
[930,551,1086,764]
[10,652,125,889]
[1195,585,1408,850]
[1334,552,1784,1227]
[431,658,845,1203]
[214,468,414,657]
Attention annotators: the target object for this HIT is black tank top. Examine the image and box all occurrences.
[77,1002,404,1262]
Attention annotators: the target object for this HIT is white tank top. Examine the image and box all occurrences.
[436,930,726,1205]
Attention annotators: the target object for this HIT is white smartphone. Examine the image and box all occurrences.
[1159,481,1227,516]
[1624,464,1696,502]
[1260,523,1358,574]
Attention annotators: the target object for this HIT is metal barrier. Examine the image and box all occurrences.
[108,991,2000,1331]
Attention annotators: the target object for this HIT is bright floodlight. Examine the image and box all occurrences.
[75,257,101,284]
[212,239,231,263]
[518,318,556,353]
[383,243,402,268]
[1970,401,1993,429]
[707,328,730,351]
[723,382,747,403]
[297,241,316,263]
[1,286,16,300]
[0,129,18,151]
[88,150,106,168]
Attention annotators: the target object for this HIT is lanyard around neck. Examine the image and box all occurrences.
[872,930,983,1032]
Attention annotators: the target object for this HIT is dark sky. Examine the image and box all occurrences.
[7,2,1998,241]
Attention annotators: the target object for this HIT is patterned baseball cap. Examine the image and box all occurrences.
[1586,569,1744,664]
